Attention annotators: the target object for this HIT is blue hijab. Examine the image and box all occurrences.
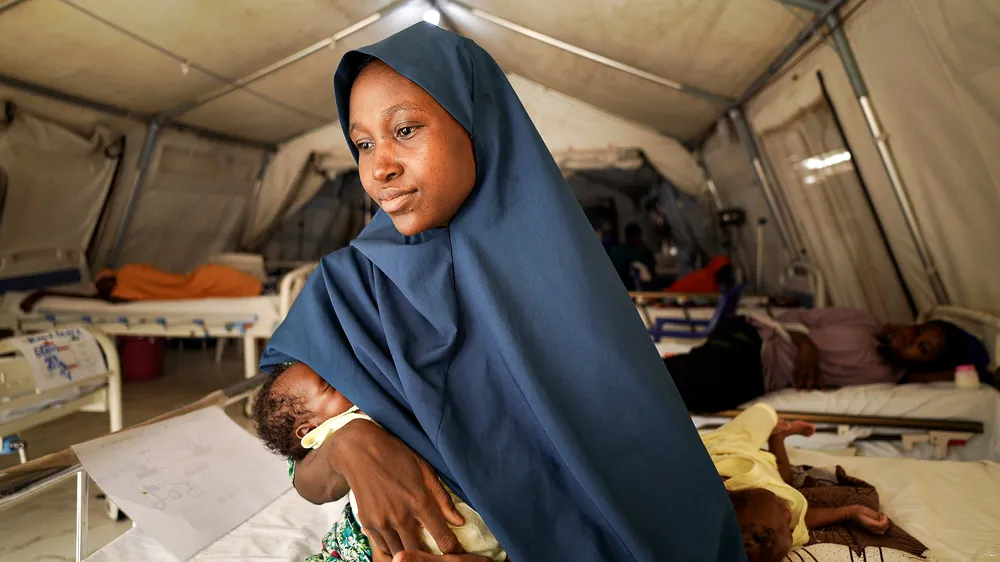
[262,22,743,562]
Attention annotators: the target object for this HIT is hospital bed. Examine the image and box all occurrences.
[4,371,997,562]
[675,305,1000,461]
[0,251,316,383]
[1,326,123,517]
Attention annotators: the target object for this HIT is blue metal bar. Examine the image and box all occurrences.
[105,122,160,269]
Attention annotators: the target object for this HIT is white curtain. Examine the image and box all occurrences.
[759,100,912,322]
[0,106,119,256]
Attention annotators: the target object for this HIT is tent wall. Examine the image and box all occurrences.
[256,72,707,231]
[738,0,1000,316]
[0,107,121,262]
[701,121,786,292]
[90,128,266,273]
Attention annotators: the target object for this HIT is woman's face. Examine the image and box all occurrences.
[348,60,476,236]
[883,323,946,364]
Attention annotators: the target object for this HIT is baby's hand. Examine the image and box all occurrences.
[851,506,890,535]
[772,419,816,438]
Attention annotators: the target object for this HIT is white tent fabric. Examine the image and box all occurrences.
[741,0,1000,315]
[0,107,119,256]
[89,128,265,273]
[0,0,997,313]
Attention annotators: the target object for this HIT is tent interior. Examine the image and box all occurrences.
[2,0,998,319]
[3,0,1000,560]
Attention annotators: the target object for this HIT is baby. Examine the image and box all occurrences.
[703,403,925,562]
[252,361,506,562]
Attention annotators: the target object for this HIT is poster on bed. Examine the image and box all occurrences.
[73,407,291,561]
[11,326,107,391]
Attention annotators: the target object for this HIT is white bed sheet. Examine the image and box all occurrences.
[747,383,1000,461]
[788,448,1000,562]
[91,451,1000,562]
[86,492,348,561]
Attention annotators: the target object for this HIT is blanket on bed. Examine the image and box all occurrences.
[795,466,927,556]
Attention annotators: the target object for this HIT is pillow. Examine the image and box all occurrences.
[785,543,937,561]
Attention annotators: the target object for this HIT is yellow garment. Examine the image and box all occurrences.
[701,403,809,548]
[99,264,262,301]
[302,408,507,562]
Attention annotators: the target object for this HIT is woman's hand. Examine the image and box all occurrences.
[392,553,493,562]
[789,332,822,391]
[331,420,465,557]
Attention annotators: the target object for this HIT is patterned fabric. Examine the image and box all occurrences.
[289,460,374,562]
[796,466,927,557]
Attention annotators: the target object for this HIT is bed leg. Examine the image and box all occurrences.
[76,470,89,562]
[215,338,227,364]
[243,334,257,417]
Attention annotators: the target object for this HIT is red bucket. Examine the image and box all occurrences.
[119,336,166,381]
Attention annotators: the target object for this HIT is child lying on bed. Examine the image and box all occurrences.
[703,403,927,562]
[252,361,507,562]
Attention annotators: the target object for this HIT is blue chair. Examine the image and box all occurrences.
[648,283,746,342]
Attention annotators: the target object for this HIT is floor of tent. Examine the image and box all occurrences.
[0,347,252,561]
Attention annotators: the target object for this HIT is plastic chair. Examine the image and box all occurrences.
[648,283,746,342]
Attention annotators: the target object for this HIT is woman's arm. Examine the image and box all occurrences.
[292,419,465,557]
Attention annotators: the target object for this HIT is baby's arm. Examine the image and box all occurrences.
[768,420,815,485]
[804,505,889,534]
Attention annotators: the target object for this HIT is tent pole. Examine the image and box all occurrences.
[106,121,161,269]
[441,0,732,106]
[692,150,723,210]
[0,0,32,15]
[825,13,948,304]
[156,2,399,121]
[0,73,275,150]
[728,108,795,261]
[238,151,275,250]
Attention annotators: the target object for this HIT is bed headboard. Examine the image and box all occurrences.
[921,305,1000,370]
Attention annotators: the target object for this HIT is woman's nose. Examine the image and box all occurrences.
[372,146,403,183]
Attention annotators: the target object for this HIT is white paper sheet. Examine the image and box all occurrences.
[72,407,290,561]
[11,326,107,391]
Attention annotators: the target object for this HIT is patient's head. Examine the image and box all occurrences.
[878,320,986,373]
[252,361,354,461]
[729,488,794,562]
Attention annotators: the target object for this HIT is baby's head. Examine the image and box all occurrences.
[729,488,794,562]
[252,361,354,461]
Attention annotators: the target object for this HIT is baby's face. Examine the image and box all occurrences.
[279,363,355,438]
[739,489,793,561]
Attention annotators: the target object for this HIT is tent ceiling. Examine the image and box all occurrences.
[0,0,815,145]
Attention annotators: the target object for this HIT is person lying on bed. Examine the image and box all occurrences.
[258,22,742,562]
[252,361,507,562]
[705,403,927,562]
[18,262,262,312]
[664,307,993,412]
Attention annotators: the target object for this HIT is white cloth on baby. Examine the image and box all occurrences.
[302,407,507,561]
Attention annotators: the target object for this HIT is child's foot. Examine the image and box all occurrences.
[851,506,890,535]
[772,419,816,438]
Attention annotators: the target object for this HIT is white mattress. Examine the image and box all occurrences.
[788,449,1000,562]
[4,293,283,336]
[86,492,348,561]
[748,383,1000,461]
[90,451,1000,562]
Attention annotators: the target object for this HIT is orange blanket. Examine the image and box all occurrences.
[98,264,262,301]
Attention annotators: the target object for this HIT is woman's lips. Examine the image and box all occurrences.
[380,190,417,214]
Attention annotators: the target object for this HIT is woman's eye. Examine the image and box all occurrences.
[356,141,373,152]
[396,126,416,139]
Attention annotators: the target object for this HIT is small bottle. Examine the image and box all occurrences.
[955,364,980,389]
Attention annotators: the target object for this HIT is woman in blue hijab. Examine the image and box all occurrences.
[262,22,744,562]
